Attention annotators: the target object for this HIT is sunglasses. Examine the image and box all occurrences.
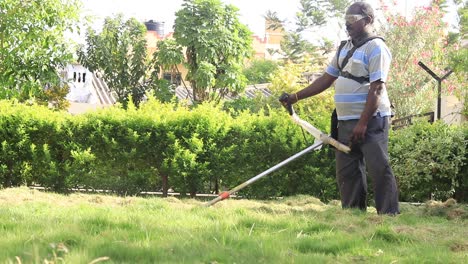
[345,14,367,24]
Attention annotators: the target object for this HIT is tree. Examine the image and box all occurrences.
[173,0,253,103]
[78,14,158,107]
[269,61,335,132]
[264,0,353,64]
[243,59,279,85]
[0,0,81,108]
[380,0,465,118]
[448,1,467,74]
[447,0,467,116]
[150,39,186,102]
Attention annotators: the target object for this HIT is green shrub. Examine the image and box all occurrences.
[1,99,465,203]
[242,59,279,84]
[389,121,467,202]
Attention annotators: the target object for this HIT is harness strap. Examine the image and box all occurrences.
[336,36,385,84]
[340,71,370,84]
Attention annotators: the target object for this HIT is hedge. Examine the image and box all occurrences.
[390,121,467,202]
[0,99,466,202]
[0,99,338,201]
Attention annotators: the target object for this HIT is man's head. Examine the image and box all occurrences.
[345,2,374,40]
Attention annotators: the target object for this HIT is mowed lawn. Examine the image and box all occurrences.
[0,187,466,263]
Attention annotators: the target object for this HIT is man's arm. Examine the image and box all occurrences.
[350,80,385,143]
[290,73,337,103]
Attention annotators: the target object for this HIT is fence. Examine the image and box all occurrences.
[391,112,435,130]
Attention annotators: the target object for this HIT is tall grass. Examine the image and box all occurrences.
[0,187,466,263]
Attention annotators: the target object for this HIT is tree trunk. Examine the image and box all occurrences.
[214,177,219,194]
[161,174,168,197]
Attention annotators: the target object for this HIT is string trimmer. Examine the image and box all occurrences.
[204,93,350,207]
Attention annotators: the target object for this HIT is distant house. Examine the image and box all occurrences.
[62,64,116,114]
[144,18,286,85]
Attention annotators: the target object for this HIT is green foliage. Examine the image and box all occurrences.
[153,39,185,71]
[269,63,307,94]
[296,0,352,29]
[380,1,465,118]
[389,121,467,202]
[448,1,468,116]
[0,0,81,103]
[279,32,316,63]
[222,96,279,117]
[0,99,466,203]
[0,101,70,191]
[265,0,350,63]
[40,83,71,110]
[269,62,335,133]
[243,59,279,85]
[0,99,336,200]
[174,0,253,102]
[1,188,466,263]
[150,39,186,102]
[78,14,158,107]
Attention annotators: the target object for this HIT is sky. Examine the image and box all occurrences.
[80,0,299,37]
[79,0,457,40]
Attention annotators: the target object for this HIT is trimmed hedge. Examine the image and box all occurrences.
[0,100,338,201]
[390,121,467,202]
[0,100,466,202]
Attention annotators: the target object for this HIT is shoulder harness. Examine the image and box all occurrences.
[336,36,385,84]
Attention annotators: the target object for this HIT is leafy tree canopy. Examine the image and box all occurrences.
[0,0,81,105]
[243,59,279,85]
[151,39,186,102]
[381,0,466,118]
[448,0,467,76]
[448,0,467,116]
[174,0,253,103]
[78,14,160,107]
[265,0,354,64]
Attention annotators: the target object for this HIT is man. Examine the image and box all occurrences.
[280,2,399,215]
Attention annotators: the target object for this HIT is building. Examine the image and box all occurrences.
[63,64,116,114]
[144,18,285,85]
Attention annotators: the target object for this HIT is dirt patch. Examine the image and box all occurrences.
[281,195,325,207]
[366,215,385,224]
[447,208,467,220]
[450,242,468,252]
[423,199,467,220]
[88,195,104,204]
[394,225,416,234]
[328,200,341,207]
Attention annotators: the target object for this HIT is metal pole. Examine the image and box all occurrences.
[204,141,323,207]
[418,61,452,120]
[437,80,442,121]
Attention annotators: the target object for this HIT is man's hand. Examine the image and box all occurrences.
[278,92,298,106]
[278,92,297,115]
[350,81,385,144]
[350,120,367,144]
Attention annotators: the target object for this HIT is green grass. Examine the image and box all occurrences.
[0,187,466,263]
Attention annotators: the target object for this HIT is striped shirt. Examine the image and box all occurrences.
[326,38,392,120]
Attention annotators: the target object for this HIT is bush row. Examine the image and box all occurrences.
[390,121,467,202]
[0,100,466,202]
[0,100,337,201]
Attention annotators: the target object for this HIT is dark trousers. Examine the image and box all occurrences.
[335,115,400,215]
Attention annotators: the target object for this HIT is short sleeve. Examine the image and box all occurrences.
[368,40,392,83]
[326,48,340,77]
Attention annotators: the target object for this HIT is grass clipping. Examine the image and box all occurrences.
[0,187,466,220]
[422,198,467,220]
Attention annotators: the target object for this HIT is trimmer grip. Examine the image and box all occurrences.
[278,92,294,115]
[322,136,351,153]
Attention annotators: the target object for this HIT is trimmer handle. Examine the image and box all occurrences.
[278,92,294,115]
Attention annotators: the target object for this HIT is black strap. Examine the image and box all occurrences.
[337,36,384,71]
[339,71,369,84]
[336,40,347,70]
